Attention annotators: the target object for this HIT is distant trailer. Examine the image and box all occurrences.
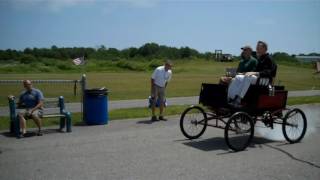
[220,54,233,62]
[214,49,233,62]
[295,55,320,63]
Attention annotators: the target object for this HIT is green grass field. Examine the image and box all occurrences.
[1,60,319,106]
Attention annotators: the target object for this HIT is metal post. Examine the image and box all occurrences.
[81,74,87,122]
[59,96,65,130]
[8,96,19,137]
[8,96,16,134]
[73,80,77,96]
[65,112,72,132]
[58,96,65,113]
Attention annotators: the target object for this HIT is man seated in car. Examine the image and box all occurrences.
[220,45,257,85]
[228,41,277,107]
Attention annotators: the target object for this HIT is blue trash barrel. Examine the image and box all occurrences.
[84,89,108,125]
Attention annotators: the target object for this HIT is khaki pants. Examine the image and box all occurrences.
[151,84,166,105]
[18,109,43,119]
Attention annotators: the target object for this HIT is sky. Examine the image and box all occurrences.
[0,0,319,55]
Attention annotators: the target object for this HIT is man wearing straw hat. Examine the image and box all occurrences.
[18,80,44,137]
[150,60,173,121]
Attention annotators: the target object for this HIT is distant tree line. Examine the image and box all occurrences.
[0,43,318,64]
[0,43,218,63]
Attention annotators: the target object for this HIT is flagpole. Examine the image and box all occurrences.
[72,56,87,124]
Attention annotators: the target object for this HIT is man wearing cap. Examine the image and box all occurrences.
[150,60,173,121]
[220,46,257,84]
[18,80,44,137]
[246,41,277,82]
[228,41,277,107]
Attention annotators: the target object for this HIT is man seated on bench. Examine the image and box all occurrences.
[220,45,257,84]
[228,41,277,107]
[18,80,44,137]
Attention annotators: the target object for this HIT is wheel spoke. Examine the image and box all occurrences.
[225,113,253,151]
[180,107,207,139]
[283,109,307,143]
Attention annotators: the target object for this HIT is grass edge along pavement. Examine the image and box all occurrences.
[0,96,319,131]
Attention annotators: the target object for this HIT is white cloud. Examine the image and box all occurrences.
[7,0,96,11]
[99,0,159,15]
[123,0,159,8]
[7,0,160,11]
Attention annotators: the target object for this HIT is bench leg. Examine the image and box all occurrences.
[65,112,72,133]
[59,117,65,131]
[14,115,20,138]
[10,120,14,134]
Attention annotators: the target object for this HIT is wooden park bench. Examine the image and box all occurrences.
[8,96,72,138]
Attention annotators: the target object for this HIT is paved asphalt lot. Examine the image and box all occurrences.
[0,104,319,180]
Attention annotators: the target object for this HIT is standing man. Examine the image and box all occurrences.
[18,80,44,137]
[151,60,173,121]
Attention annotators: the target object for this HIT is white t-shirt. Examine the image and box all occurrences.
[151,66,172,87]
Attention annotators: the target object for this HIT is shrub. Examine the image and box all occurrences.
[38,66,53,72]
[148,60,162,69]
[42,58,57,66]
[56,62,74,70]
[115,60,145,71]
[19,54,37,64]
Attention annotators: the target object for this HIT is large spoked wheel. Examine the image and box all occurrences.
[224,112,254,151]
[180,106,207,139]
[282,108,307,143]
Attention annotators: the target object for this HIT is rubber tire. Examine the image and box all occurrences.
[282,108,307,144]
[180,106,207,139]
[225,112,254,151]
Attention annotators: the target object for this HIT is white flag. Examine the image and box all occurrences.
[72,57,85,65]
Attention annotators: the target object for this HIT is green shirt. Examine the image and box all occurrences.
[237,56,258,73]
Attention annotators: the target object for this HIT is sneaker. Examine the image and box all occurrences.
[19,133,26,138]
[159,116,167,121]
[151,116,158,121]
[37,130,43,136]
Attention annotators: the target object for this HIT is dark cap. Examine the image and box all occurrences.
[241,45,252,51]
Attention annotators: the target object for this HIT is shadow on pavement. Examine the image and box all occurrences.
[136,119,158,125]
[1,129,64,138]
[0,132,15,138]
[182,137,230,151]
[250,137,277,149]
[182,136,278,153]
[74,121,87,126]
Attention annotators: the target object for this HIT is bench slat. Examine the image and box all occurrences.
[42,114,65,118]
[43,98,60,108]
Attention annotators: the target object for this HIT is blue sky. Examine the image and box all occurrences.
[0,0,319,55]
